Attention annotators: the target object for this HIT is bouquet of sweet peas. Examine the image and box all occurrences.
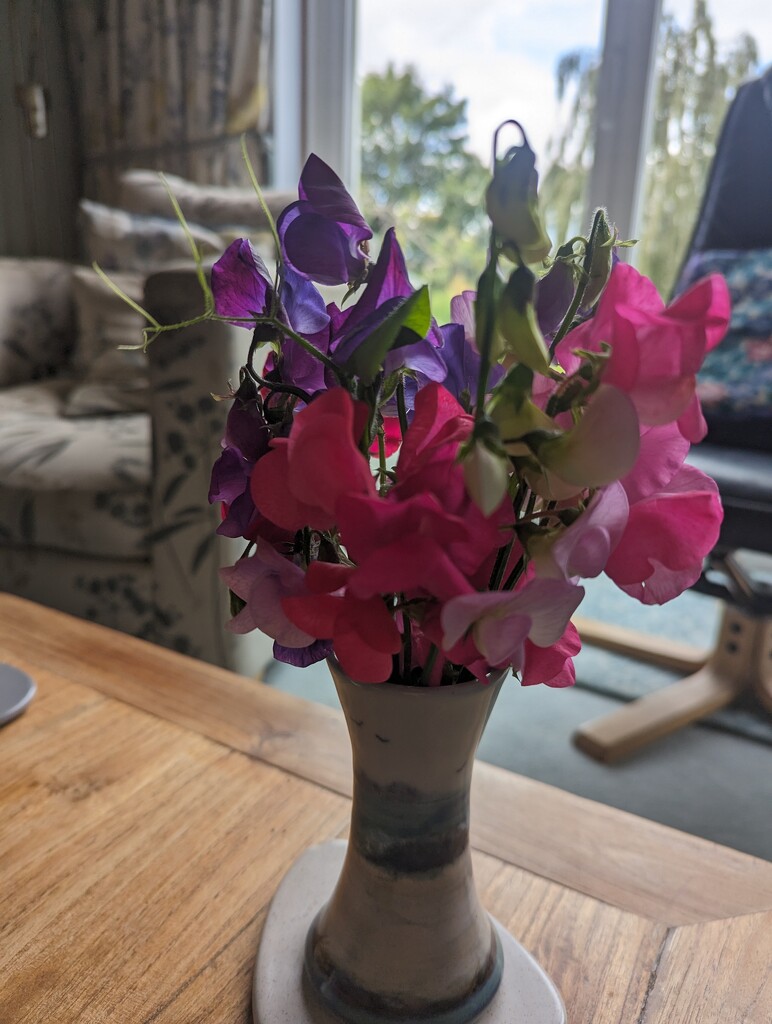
[204,124,729,686]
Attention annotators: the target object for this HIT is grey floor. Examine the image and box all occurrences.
[263,579,772,862]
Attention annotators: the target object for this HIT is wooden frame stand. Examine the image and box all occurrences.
[573,606,772,762]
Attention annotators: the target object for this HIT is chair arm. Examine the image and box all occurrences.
[141,267,273,674]
[0,258,75,385]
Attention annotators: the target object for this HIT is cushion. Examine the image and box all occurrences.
[0,258,74,386]
[0,379,150,491]
[118,169,295,234]
[677,248,772,450]
[79,199,224,273]
[64,267,149,417]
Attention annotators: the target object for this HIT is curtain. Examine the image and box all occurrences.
[64,0,272,202]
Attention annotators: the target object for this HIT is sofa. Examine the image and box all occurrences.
[0,173,293,675]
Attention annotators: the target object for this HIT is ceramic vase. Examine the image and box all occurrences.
[253,659,566,1024]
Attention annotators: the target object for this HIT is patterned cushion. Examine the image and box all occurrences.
[64,267,149,416]
[0,380,150,491]
[677,248,772,449]
[118,169,295,233]
[79,199,224,273]
[0,258,75,386]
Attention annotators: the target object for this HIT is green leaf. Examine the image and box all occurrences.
[343,286,431,384]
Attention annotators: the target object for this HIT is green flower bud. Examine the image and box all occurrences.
[496,265,551,374]
[485,135,551,263]
[582,210,613,308]
[462,439,510,517]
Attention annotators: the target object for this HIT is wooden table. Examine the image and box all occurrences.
[2,593,771,1024]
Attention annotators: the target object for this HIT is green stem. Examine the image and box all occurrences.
[489,536,515,591]
[252,316,345,380]
[396,375,409,437]
[377,427,388,496]
[474,238,500,423]
[549,209,606,358]
[421,644,439,686]
[502,555,526,592]
[401,603,412,680]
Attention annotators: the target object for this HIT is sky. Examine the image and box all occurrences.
[357,0,772,166]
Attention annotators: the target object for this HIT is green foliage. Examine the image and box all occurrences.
[360,64,490,321]
[540,0,759,296]
[636,1,758,294]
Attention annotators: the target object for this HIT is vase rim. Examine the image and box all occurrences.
[326,657,509,698]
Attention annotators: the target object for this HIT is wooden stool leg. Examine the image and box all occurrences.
[574,615,709,674]
[573,607,763,763]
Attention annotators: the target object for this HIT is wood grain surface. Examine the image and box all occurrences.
[1,593,771,1023]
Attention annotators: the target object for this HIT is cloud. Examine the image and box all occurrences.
[357,0,604,162]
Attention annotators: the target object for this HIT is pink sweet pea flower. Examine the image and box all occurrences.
[336,383,510,605]
[250,388,375,532]
[441,577,584,674]
[220,541,314,647]
[604,463,723,604]
[396,381,474,480]
[282,562,401,683]
[558,263,730,442]
[522,621,581,687]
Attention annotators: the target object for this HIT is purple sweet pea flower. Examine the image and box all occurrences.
[278,154,373,286]
[535,261,575,336]
[331,229,446,396]
[212,237,331,396]
[212,239,273,325]
[438,322,504,403]
[209,376,271,538]
[273,637,334,667]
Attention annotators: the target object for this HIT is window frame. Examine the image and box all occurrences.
[275,0,665,236]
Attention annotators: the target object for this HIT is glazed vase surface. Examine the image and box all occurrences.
[303,659,506,1024]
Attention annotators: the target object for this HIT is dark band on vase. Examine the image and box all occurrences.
[305,910,503,1024]
[350,771,470,873]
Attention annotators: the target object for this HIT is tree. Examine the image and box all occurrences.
[540,0,759,296]
[360,64,490,319]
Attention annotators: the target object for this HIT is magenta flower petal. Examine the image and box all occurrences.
[604,464,723,604]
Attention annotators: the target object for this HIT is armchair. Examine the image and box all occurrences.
[0,259,273,676]
[574,68,772,760]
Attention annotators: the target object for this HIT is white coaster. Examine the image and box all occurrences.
[0,663,36,727]
[254,840,566,1024]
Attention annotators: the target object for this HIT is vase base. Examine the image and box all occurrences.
[253,840,566,1024]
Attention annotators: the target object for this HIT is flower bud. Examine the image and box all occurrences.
[485,136,551,263]
[496,265,551,374]
[582,210,614,308]
[462,439,510,517]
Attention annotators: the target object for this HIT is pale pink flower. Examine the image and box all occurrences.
[220,541,314,646]
[441,577,584,671]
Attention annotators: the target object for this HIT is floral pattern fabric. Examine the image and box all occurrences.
[63,0,273,203]
[0,258,274,676]
[677,248,772,448]
[0,259,75,386]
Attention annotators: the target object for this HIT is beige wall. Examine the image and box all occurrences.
[0,1,80,259]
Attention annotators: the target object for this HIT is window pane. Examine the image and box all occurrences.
[357,1,605,319]
[636,0,771,297]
